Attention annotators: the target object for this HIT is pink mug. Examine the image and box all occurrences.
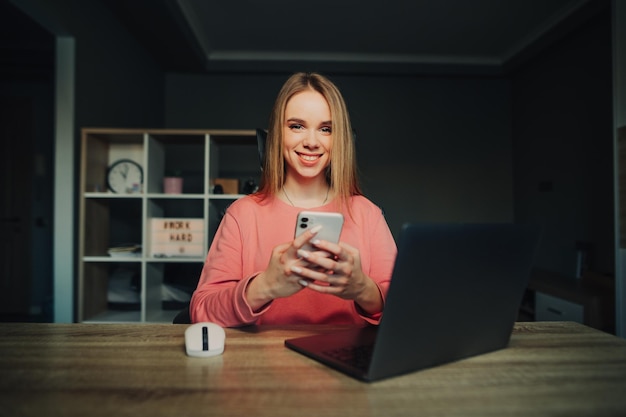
[163,177,183,194]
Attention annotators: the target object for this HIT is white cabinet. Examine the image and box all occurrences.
[535,292,584,323]
[78,128,259,322]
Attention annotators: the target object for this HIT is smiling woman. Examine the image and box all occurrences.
[189,72,397,328]
[259,72,360,209]
[281,89,333,207]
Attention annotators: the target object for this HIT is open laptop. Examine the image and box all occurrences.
[285,223,541,382]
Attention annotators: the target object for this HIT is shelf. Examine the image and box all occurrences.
[84,192,143,198]
[145,193,206,199]
[78,128,258,323]
[84,256,142,262]
[83,193,246,199]
[146,309,180,324]
[208,194,246,199]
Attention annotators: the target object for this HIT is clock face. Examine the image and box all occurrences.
[107,159,143,193]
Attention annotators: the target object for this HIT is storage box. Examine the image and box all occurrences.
[213,178,239,194]
[149,218,205,258]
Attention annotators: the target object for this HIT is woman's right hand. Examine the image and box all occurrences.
[244,225,322,311]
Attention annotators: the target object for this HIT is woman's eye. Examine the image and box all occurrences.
[289,124,304,130]
[320,126,332,134]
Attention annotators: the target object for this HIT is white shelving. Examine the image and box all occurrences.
[78,128,259,322]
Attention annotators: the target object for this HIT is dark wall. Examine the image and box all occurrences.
[9,0,166,320]
[2,1,55,320]
[164,9,614,275]
[8,0,614,321]
[14,0,165,129]
[69,2,164,129]
[165,73,514,237]
[511,9,613,276]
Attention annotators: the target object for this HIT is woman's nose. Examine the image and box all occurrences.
[302,130,320,148]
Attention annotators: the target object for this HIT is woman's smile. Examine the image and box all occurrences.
[297,151,324,163]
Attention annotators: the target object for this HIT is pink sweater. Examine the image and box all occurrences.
[190,194,397,327]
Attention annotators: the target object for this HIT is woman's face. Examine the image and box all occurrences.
[282,89,332,182]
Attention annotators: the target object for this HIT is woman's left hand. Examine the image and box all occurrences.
[291,239,383,315]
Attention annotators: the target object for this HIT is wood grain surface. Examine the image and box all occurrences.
[1,322,625,417]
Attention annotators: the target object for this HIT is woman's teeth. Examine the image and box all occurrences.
[300,154,319,161]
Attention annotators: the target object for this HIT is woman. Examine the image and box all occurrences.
[190,72,397,327]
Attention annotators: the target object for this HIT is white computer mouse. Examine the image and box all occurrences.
[184,322,225,357]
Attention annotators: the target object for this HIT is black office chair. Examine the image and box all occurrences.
[256,128,267,170]
[173,306,191,324]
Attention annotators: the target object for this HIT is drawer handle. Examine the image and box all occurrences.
[546,307,563,315]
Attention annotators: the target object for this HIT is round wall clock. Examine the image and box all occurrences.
[107,159,143,193]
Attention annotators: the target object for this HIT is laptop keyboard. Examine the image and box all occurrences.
[323,344,374,370]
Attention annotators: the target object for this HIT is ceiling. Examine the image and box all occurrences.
[101,0,604,75]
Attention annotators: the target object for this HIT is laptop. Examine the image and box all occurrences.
[285,223,541,382]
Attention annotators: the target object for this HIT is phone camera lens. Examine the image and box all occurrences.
[301,217,309,222]
[299,223,307,229]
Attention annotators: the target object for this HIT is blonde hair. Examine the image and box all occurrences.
[256,72,362,209]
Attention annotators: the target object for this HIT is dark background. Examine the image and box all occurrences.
[0,0,614,324]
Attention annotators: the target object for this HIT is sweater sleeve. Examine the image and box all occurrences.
[189,210,269,327]
[354,204,397,325]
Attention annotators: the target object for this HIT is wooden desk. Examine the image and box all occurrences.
[1,322,625,417]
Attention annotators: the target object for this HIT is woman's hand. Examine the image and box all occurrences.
[291,239,384,316]
[244,225,323,311]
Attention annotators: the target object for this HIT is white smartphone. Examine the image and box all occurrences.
[295,211,344,251]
